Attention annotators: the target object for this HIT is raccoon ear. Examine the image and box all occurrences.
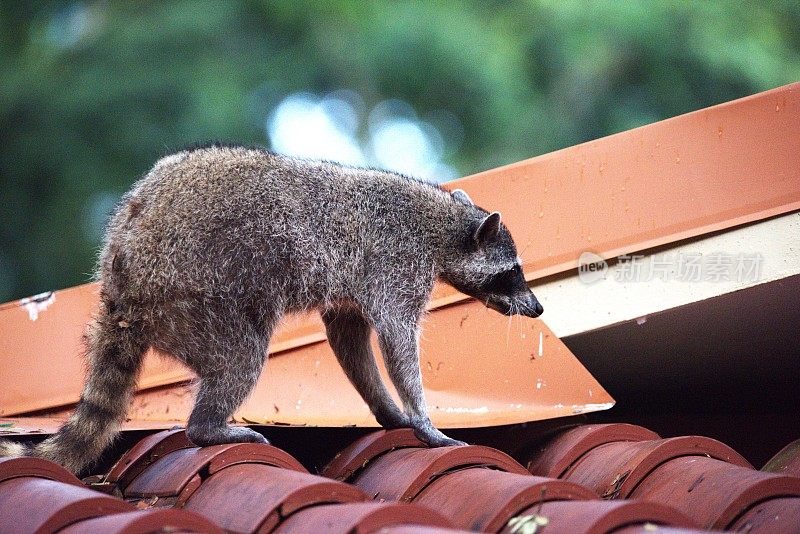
[474,212,501,246]
[451,189,474,206]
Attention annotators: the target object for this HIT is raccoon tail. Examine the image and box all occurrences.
[0,300,148,474]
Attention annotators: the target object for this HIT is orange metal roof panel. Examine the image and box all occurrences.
[129,298,611,427]
[0,284,610,424]
[429,81,800,306]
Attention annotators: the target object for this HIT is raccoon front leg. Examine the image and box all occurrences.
[321,307,409,429]
[374,315,466,447]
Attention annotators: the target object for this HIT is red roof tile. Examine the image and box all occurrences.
[0,477,132,533]
[272,502,455,533]
[322,428,426,481]
[58,509,223,534]
[104,428,195,489]
[122,442,306,506]
[412,469,595,531]
[3,424,800,532]
[377,527,470,534]
[728,496,800,533]
[556,436,752,499]
[524,423,661,478]
[499,500,697,534]
[182,465,367,533]
[613,527,716,534]
[348,443,529,502]
[0,456,83,487]
[762,438,800,477]
[630,456,800,530]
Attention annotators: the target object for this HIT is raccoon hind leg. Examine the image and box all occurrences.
[161,305,275,447]
[187,367,269,446]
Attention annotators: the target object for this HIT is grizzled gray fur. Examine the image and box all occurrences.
[0,144,543,473]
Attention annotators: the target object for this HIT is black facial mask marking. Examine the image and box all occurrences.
[480,265,526,296]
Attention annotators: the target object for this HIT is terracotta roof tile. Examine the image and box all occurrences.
[57,509,223,534]
[498,500,697,534]
[524,423,661,478]
[557,436,752,499]
[0,476,132,533]
[377,527,470,534]
[630,456,800,530]
[411,469,596,531]
[727,496,800,533]
[271,502,455,533]
[104,428,195,490]
[182,464,367,533]
[0,456,83,487]
[613,527,717,534]
[762,438,800,477]
[346,442,529,502]
[122,441,306,506]
[322,428,426,481]
[4,424,800,532]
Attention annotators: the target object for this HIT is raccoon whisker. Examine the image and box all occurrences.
[506,298,518,348]
[517,241,533,259]
[515,300,524,336]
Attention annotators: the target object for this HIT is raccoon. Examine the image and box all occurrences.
[0,145,543,473]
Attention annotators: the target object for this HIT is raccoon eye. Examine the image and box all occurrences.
[482,266,520,294]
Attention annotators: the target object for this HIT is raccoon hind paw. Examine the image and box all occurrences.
[187,425,269,447]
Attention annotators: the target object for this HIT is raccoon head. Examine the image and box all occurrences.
[440,190,544,318]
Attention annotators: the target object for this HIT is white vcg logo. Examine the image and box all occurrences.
[577,252,608,284]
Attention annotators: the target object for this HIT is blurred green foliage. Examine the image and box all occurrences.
[1,1,799,301]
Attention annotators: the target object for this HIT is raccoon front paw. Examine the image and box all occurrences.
[408,418,467,447]
[187,425,269,447]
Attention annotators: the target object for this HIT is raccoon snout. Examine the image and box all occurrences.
[520,292,544,318]
[486,293,543,318]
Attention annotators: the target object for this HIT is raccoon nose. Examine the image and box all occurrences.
[522,293,543,317]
